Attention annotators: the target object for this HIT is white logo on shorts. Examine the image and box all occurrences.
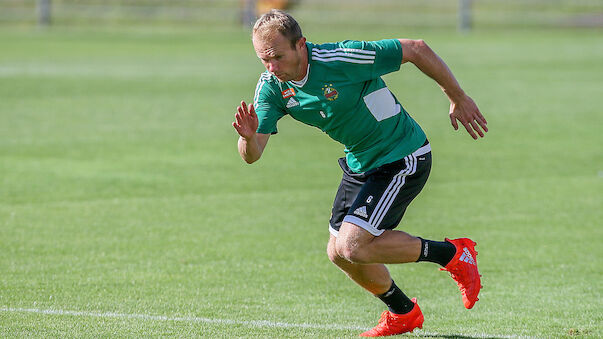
[353,206,368,218]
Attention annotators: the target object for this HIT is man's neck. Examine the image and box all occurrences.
[293,45,309,82]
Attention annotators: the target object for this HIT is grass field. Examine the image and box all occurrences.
[0,24,601,338]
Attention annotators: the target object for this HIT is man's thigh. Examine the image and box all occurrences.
[330,151,431,237]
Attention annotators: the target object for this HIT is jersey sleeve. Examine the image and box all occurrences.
[368,39,403,77]
[253,73,286,134]
[333,39,402,81]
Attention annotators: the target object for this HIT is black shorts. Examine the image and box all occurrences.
[329,141,432,237]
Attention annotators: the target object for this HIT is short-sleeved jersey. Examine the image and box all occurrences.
[253,39,426,173]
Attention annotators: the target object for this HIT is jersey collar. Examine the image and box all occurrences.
[290,64,310,87]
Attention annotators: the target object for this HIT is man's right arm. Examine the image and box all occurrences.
[233,101,270,164]
[237,132,270,164]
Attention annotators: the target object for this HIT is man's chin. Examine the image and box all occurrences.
[273,73,290,82]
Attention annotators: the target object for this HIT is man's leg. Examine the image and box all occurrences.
[327,235,424,337]
[335,221,423,264]
[335,222,481,310]
[326,235,392,295]
[327,235,417,314]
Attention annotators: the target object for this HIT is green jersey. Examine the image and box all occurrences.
[253,39,426,173]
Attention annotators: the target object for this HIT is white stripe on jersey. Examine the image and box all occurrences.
[312,56,375,64]
[312,47,376,55]
[253,73,271,106]
[311,51,375,60]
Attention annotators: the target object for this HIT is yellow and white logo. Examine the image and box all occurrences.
[322,84,339,101]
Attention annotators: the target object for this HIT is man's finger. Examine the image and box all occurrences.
[450,115,459,130]
[240,101,248,114]
[477,113,487,125]
[477,118,488,133]
[463,122,478,139]
[235,112,243,126]
[470,120,484,138]
[233,123,248,138]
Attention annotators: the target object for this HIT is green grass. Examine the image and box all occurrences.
[0,25,602,338]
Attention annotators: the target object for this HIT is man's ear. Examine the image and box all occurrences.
[296,37,307,50]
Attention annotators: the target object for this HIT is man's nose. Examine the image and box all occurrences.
[268,61,278,72]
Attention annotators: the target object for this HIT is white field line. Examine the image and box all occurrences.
[1,306,536,338]
[0,306,367,331]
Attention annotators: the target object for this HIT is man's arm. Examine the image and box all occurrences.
[398,39,488,139]
[233,101,270,164]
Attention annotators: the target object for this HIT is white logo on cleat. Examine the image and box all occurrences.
[353,206,368,218]
[459,247,476,265]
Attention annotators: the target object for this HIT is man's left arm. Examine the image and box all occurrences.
[398,39,488,139]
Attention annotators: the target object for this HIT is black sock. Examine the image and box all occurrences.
[417,238,456,267]
[376,281,415,315]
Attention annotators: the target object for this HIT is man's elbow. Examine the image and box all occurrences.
[240,152,261,164]
[400,39,429,64]
[243,156,258,164]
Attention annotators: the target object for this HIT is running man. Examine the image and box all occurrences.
[233,10,486,336]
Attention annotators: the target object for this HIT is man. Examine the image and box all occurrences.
[233,10,486,337]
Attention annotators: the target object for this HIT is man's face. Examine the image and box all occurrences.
[253,32,305,82]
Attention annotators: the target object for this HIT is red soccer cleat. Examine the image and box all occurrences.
[440,238,482,309]
[359,298,424,337]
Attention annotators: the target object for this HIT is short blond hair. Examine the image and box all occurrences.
[252,9,302,48]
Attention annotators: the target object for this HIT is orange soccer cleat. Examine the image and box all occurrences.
[440,238,482,309]
[359,298,424,337]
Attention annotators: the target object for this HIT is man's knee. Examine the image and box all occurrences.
[327,235,363,266]
[335,239,366,263]
[335,233,372,264]
[326,238,340,264]
[334,222,374,264]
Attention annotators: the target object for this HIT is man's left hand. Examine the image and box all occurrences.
[449,95,488,139]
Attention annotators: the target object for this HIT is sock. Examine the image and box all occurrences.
[417,238,456,267]
[376,281,415,315]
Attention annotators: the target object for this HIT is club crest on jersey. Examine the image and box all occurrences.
[281,88,295,99]
[322,84,339,101]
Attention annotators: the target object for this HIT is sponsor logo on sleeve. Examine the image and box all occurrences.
[282,88,296,99]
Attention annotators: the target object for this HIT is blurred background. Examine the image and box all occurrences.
[1,0,602,31]
[1,1,601,338]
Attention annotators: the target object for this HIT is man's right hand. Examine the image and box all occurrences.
[233,100,269,164]
[233,101,258,140]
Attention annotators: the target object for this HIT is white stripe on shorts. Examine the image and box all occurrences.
[337,143,431,237]
[369,154,416,228]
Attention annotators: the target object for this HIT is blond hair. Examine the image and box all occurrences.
[252,9,302,48]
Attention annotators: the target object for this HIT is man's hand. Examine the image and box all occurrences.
[233,101,258,140]
[233,100,269,164]
[398,39,488,140]
[449,95,488,140]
